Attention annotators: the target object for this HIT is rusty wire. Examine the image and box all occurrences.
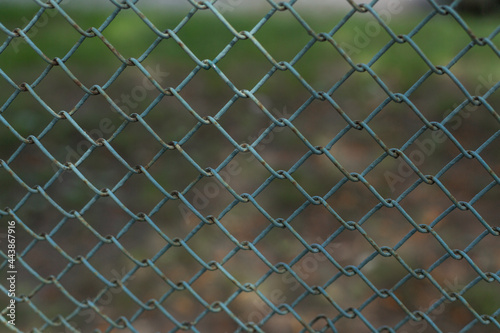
[0,0,499,332]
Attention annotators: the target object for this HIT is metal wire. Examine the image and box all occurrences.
[0,0,499,332]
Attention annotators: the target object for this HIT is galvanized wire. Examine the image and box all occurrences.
[0,0,499,332]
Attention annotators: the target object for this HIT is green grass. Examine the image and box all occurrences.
[1,5,498,81]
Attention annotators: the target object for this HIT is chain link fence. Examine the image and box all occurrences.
[0,0,499,332]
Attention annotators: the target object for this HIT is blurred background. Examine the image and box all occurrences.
[0,0,499,332]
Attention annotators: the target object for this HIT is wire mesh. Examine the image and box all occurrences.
[0,0,499,332]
